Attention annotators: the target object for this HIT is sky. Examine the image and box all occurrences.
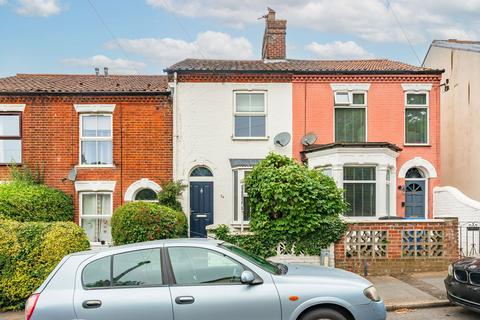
[0,0,479,76]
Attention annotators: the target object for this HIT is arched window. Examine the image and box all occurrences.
[134,188,158,201]
[405,167,424,179]
[190,166,213,177]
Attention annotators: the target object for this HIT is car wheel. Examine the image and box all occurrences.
[300,308,349,320]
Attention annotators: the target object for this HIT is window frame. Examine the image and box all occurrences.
[233,169,252,227]
[232,91,268,140]
[79,113,113,167]
[334,91,368,143]
[79,191,113,245]
[133,188,158,202]
[343,165,376,217]
[0,112,22,164]
[404,91,429,146]
[165,246,254,287]
[81,247,168,290]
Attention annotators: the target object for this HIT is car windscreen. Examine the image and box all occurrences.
[220,243,281,275]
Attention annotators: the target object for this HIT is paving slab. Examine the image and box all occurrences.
[410,271,447,294]
[0,311,23,320]
[368,275,440,306]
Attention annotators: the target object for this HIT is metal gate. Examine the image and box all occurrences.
[459,221,480,257]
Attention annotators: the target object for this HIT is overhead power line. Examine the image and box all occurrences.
[385,0,421,65]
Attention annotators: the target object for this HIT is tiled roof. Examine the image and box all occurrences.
[0,74,169,94]
[166,58,442,74]
[431,39,480,53]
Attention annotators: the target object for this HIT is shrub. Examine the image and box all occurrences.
[243,153,348,255]
[111,202,188,245]
[9,163,45,185]
[0,218,90,311]
[158,181,186,212]
[0,182,74,222]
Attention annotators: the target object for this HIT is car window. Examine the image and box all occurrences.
[113,249,162,287]
[83,256,111,288]
[168,247,245,285]
[221,243,281,274]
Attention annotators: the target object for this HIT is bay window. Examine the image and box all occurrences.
[0,113,21,163]
[343,166,376,217]
[234,92,266,138]
[335,92,366,143]
[405,92,428,144]
[80,114,113,165]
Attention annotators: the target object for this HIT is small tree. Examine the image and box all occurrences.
[158,181,186,212]
[245,153,348,254]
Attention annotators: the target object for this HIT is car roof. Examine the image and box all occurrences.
[70,238,224,256]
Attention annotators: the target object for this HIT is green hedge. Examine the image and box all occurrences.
[0,218,90,311]
[0,182,74,222]
[111,202,188,245]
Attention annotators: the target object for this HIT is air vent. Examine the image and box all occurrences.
[470,272,480,286]
[454,269,468,283]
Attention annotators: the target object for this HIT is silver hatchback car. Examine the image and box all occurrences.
[25,239,386,320]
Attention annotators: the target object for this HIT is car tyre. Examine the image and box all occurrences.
[300,308,349,320]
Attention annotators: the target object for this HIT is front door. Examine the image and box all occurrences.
[189,181,213,238]
[405,180,425,219]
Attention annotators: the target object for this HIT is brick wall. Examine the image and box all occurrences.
[334,218,459,275]
[0,94,172,223]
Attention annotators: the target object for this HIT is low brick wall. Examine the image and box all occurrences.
[334,218,459,275]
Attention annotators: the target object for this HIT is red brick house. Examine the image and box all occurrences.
[0,73,172,244]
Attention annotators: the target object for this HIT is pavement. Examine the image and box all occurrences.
[368,271,451,311]
[0,272,465,320]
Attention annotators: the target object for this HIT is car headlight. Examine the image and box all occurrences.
[448,264,453,276]
[364,286,381,302]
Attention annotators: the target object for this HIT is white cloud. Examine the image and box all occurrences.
[0,0,7,6]
[306,41,374,60]
[62,55,146,75]
[105,31,253,67]
[16,0,62,17]
[146,0,480,44]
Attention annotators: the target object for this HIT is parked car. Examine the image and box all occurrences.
[25,239,386,320]
[445,257,480,313]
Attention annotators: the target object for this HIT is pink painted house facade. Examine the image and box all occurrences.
[294,74,442,219]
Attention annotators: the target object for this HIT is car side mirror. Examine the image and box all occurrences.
[240,270,256,284]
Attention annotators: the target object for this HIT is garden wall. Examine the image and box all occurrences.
[334,218,459,275]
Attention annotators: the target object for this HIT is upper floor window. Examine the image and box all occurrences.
[0,113,21,164]
[80,114,113,165]
[334,92,366,143]
[234,92,266,138]
[405,92,428,144]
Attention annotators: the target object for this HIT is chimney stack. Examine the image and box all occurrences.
[261,8,286,60]
[104,67,109,77]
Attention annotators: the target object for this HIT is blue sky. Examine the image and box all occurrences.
[1,0,479,76]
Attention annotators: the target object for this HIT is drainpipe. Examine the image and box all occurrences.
[172,72,178,181]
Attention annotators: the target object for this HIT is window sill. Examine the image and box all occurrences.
[403,143,431,147]
[232,137,269,141]
[76,165,116,169]
[0,162,22,166]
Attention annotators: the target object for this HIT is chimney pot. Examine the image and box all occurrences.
[261,8,286,60]
[104,67,109,77]
[95,67,100,77]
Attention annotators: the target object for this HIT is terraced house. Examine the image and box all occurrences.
[167,9,444,238]
[0,73,172,245]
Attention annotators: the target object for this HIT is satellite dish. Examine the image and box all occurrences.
[67,167,77,182]
[301,133,317,146]
[274,132,291,147]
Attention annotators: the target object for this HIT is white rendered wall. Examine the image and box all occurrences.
[174,82,292,226]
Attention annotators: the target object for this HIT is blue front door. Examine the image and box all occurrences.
[189,181,213,238]
[405,180,425,219]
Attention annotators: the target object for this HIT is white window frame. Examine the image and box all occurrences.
[343,165,377,217]
[315,165,333,178]
[79,113,113,167]
[334,91,368,142]
[386,167,391,216]
[404,91,429,146]
[79,191,113,245]
[0,113,22,164]
[232,169,251,229]
[232,91,268,140]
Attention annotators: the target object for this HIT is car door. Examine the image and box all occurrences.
[73,248,173,320]
[166,245,281,320]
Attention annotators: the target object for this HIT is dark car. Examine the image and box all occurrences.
[445,257,480,312]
